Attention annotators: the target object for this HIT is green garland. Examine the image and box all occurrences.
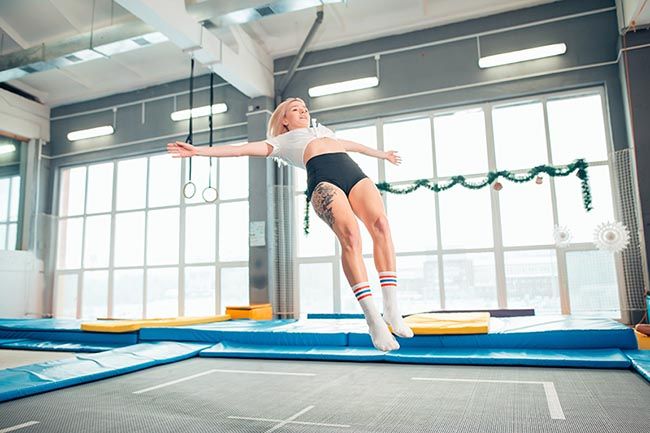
[303,158,592,235]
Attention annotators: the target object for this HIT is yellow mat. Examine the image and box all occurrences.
[403,312,490,335]
[81,315,231,333]
[226,303,273,320]
[635,329,650,350]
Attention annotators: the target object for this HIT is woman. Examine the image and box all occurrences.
[167,97,413,351]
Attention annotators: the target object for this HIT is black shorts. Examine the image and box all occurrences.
[306,152,369,202]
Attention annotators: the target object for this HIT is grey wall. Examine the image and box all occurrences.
[48,73,250,211]
[276,0,627,153]
[621,28,650,288]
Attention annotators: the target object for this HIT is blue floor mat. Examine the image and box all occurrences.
[200,342,631,368]
[0,341,209,402]
[625,350,650,382]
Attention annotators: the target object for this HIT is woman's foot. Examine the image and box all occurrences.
[366,316,400,351]
[383,309,414,338]
[349,281,400,351]
[636,323,650,336]
[378,271,414,338]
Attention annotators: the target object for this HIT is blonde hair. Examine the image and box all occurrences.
[267,97,306,138]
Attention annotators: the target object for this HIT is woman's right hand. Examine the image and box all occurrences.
[167,141,197,158]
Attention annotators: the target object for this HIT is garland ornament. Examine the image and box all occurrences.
[553,225,572,248]
[303,158,592,235]
[593,221,630,253]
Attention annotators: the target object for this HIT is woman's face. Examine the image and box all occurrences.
[283,100,310,130]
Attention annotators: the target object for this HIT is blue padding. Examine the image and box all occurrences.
[349,316,637,350]
[0,318,138,345]
[0,319,84,331]
[199,343,629,368]
[0,330,138,345]
[0,341,209,402]
[0,339,124,353]
[139,319,352,346]
[625,350,650,382]
[385,348,631,368]
[0,338,27,345]
[307,314,365,319]
[200,341,385,361]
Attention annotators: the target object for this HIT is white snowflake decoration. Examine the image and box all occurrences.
[593,221,630,253]
[553,225,572,248]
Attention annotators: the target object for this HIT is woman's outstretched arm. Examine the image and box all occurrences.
[167,140,273,158]
[338,139,402,165]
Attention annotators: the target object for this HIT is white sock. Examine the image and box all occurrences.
[379,271,414,338]
[352,281,399,352]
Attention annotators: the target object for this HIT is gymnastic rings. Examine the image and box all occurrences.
[182,135,196,199]
[183,57,196,199]
[202,72,219,203]
[202,158,218,202]
[202,184,218,202]
[183,179,196,199]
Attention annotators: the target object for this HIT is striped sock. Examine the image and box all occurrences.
[378,270,413,338]
[379,271,397,291]
[352,281,373,302]
[351,281,399,351]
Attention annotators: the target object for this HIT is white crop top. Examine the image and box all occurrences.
[265,122,336,169]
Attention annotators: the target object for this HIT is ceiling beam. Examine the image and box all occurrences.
[0,16,29,49]
[115,0,273,98]
[48,0,85,32]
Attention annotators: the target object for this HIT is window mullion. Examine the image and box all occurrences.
[484,103,507,309]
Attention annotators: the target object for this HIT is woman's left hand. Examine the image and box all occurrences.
[384,150,402,165]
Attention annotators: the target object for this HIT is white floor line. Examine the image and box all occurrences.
[209,369,316,377]
[412,377,566,420]
[228,416,350,428]
[542,382,566,420]
[265,406,316,433]
[133,369,316,394]
[0,421,40,433]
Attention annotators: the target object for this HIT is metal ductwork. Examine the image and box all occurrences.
[186,0,345,28]
[0,0,344,97]
[0,19,167,83]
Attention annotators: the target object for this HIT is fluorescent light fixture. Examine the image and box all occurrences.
[308,76,379,97]
[0,144,16,155]
[170,103,228,121]
[478,43,567,68]
[67,125,115,141]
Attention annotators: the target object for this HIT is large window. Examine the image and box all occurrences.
[0,176,20,250]
[296,88,621,318]
[54,147,249,319]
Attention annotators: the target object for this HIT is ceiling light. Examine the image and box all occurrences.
[0,144,16,155]
[67,126,115,141]
[170,103,228,121]
[479,43,567,68]
[308,77,379,97]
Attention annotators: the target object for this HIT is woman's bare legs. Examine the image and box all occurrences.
[311,181,399,351]
[348,178,414,338]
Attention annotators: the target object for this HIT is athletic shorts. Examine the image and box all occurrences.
[305,152,369,202]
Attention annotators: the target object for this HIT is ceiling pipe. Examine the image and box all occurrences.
[186,0,342,29]
[117,0,273,98]
[276,6,324,105]
[0,19,163,83]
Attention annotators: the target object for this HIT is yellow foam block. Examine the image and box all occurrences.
[226,303,273,320]
[635,329,650,350]
[404,312,490,335]
[81,315,230,333]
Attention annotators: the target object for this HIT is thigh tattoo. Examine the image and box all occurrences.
[312,183,336,227]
